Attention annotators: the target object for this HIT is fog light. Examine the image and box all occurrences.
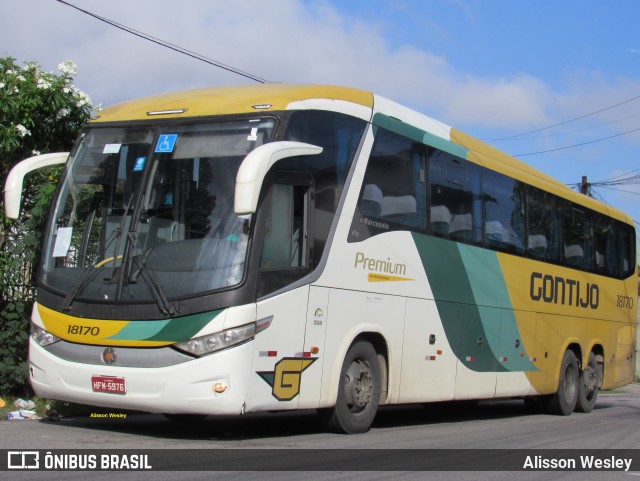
[213,382,228,394]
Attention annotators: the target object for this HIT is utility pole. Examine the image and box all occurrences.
[580,175,589,196]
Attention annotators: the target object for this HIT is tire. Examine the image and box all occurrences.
[544,350,579,416]
[575,352,602,413]
[324,340,381,434]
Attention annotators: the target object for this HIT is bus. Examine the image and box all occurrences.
[4,84,637,434]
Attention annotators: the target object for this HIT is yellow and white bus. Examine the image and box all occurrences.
[5,84,636,433]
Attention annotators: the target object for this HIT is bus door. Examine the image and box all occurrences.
[299,286,329,408]
[247,174,317,411]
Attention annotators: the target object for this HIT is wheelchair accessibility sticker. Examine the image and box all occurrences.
[155,134,178,153]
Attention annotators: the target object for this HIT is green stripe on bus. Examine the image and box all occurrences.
[412,233,504,372]
[458,245,537,371]
[106,309,223,342]
[372,113,468,158]
[104,319,171,341]
[412,233,535,372]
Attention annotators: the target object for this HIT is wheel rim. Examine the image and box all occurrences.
[343,357,373,414]
[583,364,598,400]
[563,362,578,401]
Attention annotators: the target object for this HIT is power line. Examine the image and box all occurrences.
[57,0,270,84]
[595,167,640,185]
[490,111,640,142]
[597,185,640,196]
[513,125,640,156]
[485,92,640,141]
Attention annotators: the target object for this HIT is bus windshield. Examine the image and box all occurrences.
[41,118,275,307]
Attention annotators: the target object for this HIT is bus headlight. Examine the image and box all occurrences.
[30,323,61,347]
[173,317,271,357]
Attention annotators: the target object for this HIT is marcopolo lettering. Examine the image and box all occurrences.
[530,272,599,309]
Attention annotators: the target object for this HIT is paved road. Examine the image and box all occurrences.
[2,385,640,480]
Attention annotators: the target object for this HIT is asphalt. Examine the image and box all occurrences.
[606,381,640,394]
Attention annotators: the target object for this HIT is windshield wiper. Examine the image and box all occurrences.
[128,252,175,316]
[116,204,176,316]
[60,195,134,312]
[60,190,177,316]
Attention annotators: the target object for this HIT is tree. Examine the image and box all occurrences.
[0,57,96,395]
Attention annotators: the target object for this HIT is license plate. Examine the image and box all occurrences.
[91,375,126,395]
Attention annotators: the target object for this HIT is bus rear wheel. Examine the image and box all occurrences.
[324,340,381,434]
[575,352,601,413]
[544,349,579,416]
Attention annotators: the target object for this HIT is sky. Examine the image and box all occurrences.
[2,0,640,231]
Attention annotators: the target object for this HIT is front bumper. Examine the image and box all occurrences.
[29,337,254,415]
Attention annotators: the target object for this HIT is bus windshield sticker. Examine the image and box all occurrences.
[103,143,121,154]
[52,227,73,257]
[155,134,178,153]
[133,156,146,172]
[247,127,258,141]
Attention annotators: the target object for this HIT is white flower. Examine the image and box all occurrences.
[32,150,41,156]
[16,75,25,81]
[37,77,51,90]
[16,124,31,137]
[57,107,70,118]
[13,86,18,93]
[0,82,5,89]
[58,60,77,76]
[5,69,14,75]
[76,91,92,108]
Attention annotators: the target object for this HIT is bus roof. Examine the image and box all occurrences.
[91,84,374,122]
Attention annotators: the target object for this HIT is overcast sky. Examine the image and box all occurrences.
[2,0,640,230]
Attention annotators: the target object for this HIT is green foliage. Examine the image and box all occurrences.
[0,56,96,396]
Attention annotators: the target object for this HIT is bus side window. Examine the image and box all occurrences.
[356,127,427,231]
[616,224,635,278]
[526,187,560,262]
[482,171,525,253]
[261,184,309,271]
[257,178,312,297]
[561,204,591,270]
[593,214,615,276]
[428,150,481,243]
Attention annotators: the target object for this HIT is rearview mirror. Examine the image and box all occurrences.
[4,152,69,219]
[234,141,322,214]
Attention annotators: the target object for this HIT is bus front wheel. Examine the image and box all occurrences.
[545,349,579,416]
[323,340,381,434]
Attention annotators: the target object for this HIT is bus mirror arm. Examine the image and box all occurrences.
[234,141,322,214]
[4,152,69,219]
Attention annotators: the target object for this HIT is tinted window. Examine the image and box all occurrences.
[526,187,560,262]
[483,172,525,253]
[357,127,427,229]
[281,110,366,266]
[429,150,481,243]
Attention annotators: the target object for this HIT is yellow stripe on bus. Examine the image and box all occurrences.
[37,304,173,347]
